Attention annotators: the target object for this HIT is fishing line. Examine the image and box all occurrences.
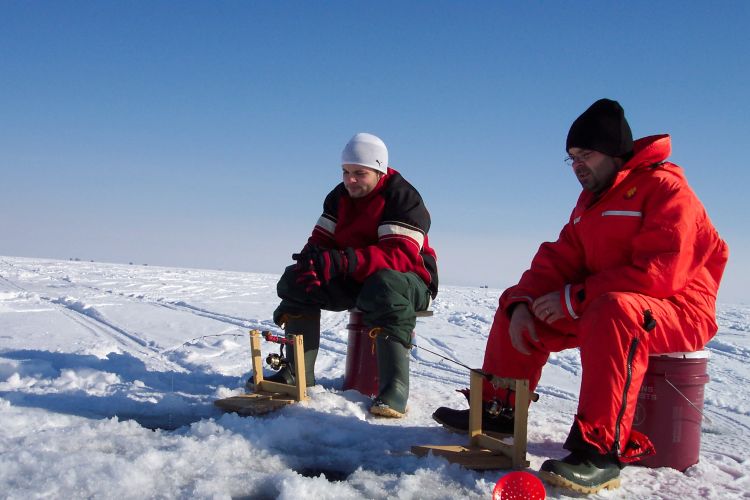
[161,329,250,427]
[405,337,496,381]
[410,341,479,374]
[162,331,248,354]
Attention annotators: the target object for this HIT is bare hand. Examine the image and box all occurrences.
[532,291,564,324]
[509,304,539,355]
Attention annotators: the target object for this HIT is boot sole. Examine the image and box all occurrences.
[538,470,621,494]
[431,415,513,439]
[369,405,406,418]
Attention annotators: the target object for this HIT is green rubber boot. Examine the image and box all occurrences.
[539,451,621,494]
[266,314,320,387]
[369,335,410,418]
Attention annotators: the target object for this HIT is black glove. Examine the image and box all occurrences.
[312,247,358,284]
[292,245,318,272]
[292,245,322,292]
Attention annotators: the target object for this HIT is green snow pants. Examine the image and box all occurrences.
[274,267,431,347]
[274,267,430,412]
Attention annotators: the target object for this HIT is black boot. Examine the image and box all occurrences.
[369,335,410,418]
[432,401,514,436]
[264,314,320,388]
[539,451,621,493]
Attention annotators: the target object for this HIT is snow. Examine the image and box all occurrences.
[1,255,748,499]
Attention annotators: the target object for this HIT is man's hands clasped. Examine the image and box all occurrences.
[509,291,564,355]
[292,245,357,292]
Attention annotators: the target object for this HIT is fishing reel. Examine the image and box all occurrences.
[265,343,288,371]
[486,398,514,419]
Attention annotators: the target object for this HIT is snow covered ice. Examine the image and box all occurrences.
[0,256,748,499]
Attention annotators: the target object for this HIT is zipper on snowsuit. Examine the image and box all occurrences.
[613,337,640,456]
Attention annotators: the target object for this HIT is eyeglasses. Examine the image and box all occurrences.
[564,150,595,166]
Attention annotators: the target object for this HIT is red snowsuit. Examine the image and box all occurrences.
[482,135,728,460]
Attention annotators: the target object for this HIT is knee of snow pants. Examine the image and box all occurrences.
[481,304,578,403]
[355,269,431,347]
[274,265,360,326]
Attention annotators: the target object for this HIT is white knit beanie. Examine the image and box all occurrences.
[341,132,388,174]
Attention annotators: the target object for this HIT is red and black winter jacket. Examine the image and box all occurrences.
[307,167,438,298]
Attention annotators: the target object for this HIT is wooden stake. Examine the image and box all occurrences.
[512,378,530,468]
[291,334,306,402]
[469,370,483,441]
[250,330,264,387]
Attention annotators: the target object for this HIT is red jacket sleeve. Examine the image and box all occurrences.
[501,217,587,312]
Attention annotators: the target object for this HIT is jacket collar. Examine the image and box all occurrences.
[577,135,671,209]
[610,135,672,190]
[622,134,671,172]
[346,167,396,203]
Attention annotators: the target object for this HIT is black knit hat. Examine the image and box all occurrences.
[566,98,633,157]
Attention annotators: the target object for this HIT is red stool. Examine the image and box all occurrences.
[342,309,432,397]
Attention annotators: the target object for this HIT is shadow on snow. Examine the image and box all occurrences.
[0,349,243,429]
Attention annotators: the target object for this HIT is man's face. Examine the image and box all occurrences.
[342,164,382,198]
[567,148,621,194]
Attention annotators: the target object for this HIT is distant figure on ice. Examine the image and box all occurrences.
[269,132,438,418]
[432,99,728,493]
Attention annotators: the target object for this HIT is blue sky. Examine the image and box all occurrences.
[1,1,748,302]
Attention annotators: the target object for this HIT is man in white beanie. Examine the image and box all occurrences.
[268,132,438,418]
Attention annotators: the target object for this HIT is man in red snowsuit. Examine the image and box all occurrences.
[269,132,438,418]
[433,99,728,493]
